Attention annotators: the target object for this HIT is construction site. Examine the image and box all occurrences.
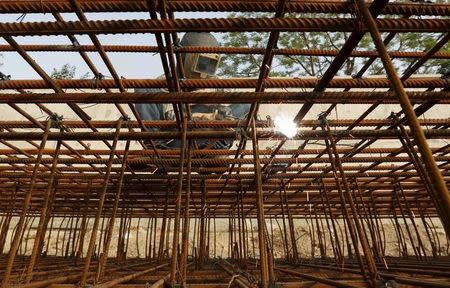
[0,0,450,287]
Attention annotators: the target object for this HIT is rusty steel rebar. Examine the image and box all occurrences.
[0,17,449,37]
[0,120,52,288]
[1,0,449,16]
[0,118,447,130]
[0,128,449,141]
[1,76,447,90]
[79,118,122,286]
[356,0,450,240]
[1,44,450,60]
[0,91,448,104]
[1,1,450,287]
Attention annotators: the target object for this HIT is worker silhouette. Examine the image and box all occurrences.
[134,32,250,169]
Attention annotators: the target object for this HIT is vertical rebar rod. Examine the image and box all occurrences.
[152,217,157,259]
[96,139,131,282]
[79,118,122,286]
[180,141,192,285]
[76,183,91,263]
[251,119,270,287]
[354,181,380,261]
[0,182,19,254]
[1,120,52,288]
[279,189,290,260]
[321,181,343,263]
[199,180,207,268]
[158,188,169,262]
[25,132,62,282]
[357,0,450,239]
[321,135,364,273]
[169,117,187,286]
[319,186,340,263]
[398,182,428,260]
[323,119,379,286]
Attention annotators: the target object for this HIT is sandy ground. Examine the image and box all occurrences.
[2,217,449,259]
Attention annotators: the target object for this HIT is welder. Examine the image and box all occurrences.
[134,32,250,169]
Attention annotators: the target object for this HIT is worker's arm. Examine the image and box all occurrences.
[135,88,165,126]
[229,104,251,119]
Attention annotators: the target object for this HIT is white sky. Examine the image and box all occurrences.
[0,12,226,79]
[0,11,447,124]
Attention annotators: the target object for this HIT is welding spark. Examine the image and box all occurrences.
[274,115,297,138]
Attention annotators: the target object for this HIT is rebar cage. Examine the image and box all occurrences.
[0,1,449,287]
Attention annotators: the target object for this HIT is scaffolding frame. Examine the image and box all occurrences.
[0,1,449,287]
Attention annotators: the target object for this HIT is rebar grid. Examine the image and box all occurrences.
[0,1,449,287]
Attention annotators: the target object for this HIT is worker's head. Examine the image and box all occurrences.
[180,32,221,79]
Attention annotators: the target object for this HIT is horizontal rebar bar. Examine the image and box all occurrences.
[1,77,446,90]
[0,118,447,129]
[0,128,449,141]
[0,1,448,16]
[0,17,449,37]
[0,1,449,286]
[1,44,450,59]
[0,91,448,104]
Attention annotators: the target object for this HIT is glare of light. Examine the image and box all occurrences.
[274,115,297,138]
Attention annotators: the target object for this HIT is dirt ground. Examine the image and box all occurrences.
[2,217,449,259]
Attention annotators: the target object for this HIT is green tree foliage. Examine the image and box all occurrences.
[50,63,91,79]
[219,12,450,78]
[51,63,76,79]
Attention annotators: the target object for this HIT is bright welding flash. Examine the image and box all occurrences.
[274,115,298,138]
